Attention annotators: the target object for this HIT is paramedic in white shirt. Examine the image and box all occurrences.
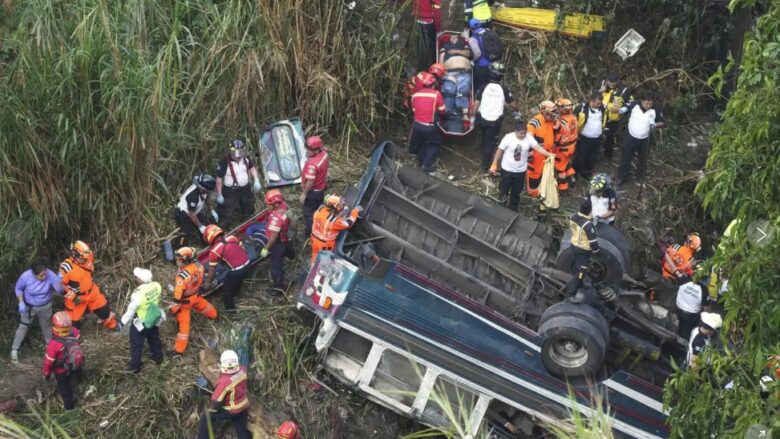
[215,139,263,227]
[616,92,665,185]
[675,275,711,339]
[489,121,553,211]
[588,173,619,225]
[573,93,606,180]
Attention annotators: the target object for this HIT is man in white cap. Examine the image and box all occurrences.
[121,268,165,373]
[687,311,722,368]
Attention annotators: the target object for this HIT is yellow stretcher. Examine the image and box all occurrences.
[493,7,606,39]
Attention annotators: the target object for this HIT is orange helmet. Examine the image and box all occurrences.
[71,240,92,259]
[203,224,224,244]
[176,246,195,261]
[325,195,342,208]
[685,233,702,251]
[556,98,573,113]
[277,421,301,439]
[420,72,436,87]
[428,63,446,78]
[539,100,556,114]
[52,311,72,337]
[265,189,284,205]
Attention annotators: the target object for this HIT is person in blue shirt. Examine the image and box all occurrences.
[11,260,64,363]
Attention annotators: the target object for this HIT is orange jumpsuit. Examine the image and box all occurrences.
[310,206,360,265]
[59,257,117,330]
[662,245,695,280]
[170,260,217,354]
[526,113,556,197]
[554,113,578,191]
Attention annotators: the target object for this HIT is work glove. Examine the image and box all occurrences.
[216,194,225,205]
[260,247,270,259]
[169,304,181,315]
[211,211,219,223]
[198,224,206,234]
[252,180,262,193]
[18,301,27,314]
[592,215,601,226]
[65,291,81,305]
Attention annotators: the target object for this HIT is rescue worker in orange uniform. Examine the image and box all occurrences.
[310,195,362,265]
[169,247,217,356]
[662,233,701,281]
[526,101,558,197]
[59,241,118,331]
[553,98,578,191]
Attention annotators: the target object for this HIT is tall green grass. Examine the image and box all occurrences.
[0,0,405,293]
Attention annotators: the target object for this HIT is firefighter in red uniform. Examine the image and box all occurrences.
[59,241,118,331]
[299,136,329,240]
[410,73,447,173]
[198,350,250,439]
[260,189,295,296]
[553,98,578,191]
[413,0,442,69]
[169,247,217,355]
[202,225,250,310]
[404,63,446,109]
[311,195,362,265]
[526,101,558,197]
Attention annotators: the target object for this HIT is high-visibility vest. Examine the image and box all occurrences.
[135,282,162,323]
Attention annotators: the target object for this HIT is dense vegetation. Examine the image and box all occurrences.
[0,0,405,297]
[665,0,780,436]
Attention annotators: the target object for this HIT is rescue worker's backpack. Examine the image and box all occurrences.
[480,29,503,62]
[55,337,84,372]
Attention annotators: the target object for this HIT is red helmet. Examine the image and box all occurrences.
[265,189,284,205]
[306,136,323,150]
[428,63,446,78]
[420,72,436,87]
[203,224,224,244]
[277,421,301,439]
[52,311,72,337]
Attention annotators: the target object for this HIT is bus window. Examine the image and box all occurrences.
[369,349,424,407]
[421,376,478,429]
[323,330,374,382]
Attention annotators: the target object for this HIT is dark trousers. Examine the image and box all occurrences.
[478,115,503,169]
[197,408,250,439]
[129,324,163,373]
[565,247,591,295]
[269,241,294,289]
[603,121,619,159]
[55,371,79,410]
[618,134,651,181]
[499,169,525,210]
[473,65,490,94]
[222,265,249,310]
[176,211,209,246]
[303,190,325,239]
[574,136,601,179]
[417,22,437,70]
[410,122,443,172]
[676,309,700,339]
[219,185,255,228]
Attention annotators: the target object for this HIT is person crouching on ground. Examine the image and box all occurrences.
[489,121,553,211]
[120,268,164,373]
[198,349,251,439]
[169,247,217,356]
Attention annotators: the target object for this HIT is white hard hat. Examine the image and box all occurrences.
[700,312,723,330]
[133,267,153,284]
[220,350,240,373]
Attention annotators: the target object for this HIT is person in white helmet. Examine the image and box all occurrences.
[687,312,722,368]
[197,350,250,439]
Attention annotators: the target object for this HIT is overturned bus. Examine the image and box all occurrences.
[297,142,681,438]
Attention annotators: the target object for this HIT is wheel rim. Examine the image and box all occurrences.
[549,338,588,368]
[588,259,607,282]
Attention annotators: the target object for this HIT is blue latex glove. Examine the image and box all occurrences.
[18,301,27,314]
[260,247,270,258]
[252,180,262,193]
[211,211,219,223]
[216,194,225,205]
